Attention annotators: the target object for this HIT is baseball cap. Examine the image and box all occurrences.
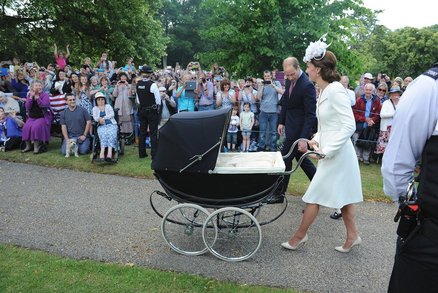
[364,73,373,79]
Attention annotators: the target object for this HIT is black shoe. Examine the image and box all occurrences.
[267,194,284,204]
[139,153,148,158]
[330,212,342,220]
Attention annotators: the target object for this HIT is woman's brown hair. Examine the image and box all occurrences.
[310,50,341,83]
[220,78,231,91]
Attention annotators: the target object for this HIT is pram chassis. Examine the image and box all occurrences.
[151,108,324,261]
[152,135,324,261]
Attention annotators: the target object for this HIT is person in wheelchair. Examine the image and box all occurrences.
[92,92,118,162]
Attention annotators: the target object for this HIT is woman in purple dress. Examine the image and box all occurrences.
[21,80,53,154]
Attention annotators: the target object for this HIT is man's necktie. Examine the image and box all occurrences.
[289,80,294,96]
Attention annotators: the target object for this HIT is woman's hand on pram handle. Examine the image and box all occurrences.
[285,139,326,174]
[308,139,319,151]
[306,140,324,160]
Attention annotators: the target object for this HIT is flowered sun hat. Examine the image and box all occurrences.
[303,33,331,63]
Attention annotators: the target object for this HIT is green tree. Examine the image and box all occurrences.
[385,27,438,77]
[160,0,207,68]
[0,0,168,68]
[361,26,438,78]
[197,0,376,78]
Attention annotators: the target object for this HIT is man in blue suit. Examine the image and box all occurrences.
[273,57,317,202]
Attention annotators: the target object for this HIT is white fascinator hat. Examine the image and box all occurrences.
[303,33,331,63]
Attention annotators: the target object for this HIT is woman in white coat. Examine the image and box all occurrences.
[281,43,363,253]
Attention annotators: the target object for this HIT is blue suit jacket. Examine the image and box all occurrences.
[279,72,317,140]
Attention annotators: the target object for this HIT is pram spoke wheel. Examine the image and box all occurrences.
[161,203,210,256]
[202,207,262,262]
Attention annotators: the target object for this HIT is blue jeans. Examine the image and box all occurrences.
[198,104,215,111]
[227,132,237,145]
[258,111,278,150]
[61,137,91,155]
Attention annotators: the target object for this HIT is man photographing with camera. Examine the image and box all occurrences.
[175,74,196,112]
[256,70,283,151]
[136,65,161,160]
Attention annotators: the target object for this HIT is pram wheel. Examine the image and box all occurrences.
[202,207,262,262]
[161,203,210,256]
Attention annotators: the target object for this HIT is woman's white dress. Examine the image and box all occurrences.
[302,81,363,208]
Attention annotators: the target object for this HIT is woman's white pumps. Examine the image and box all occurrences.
[281,234,308,250]
[335,236,362,253]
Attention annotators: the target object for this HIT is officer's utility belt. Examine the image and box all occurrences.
[394,197,438,244]
[395,202,420,239]
[394,179,420,240]
[140,104,158,111]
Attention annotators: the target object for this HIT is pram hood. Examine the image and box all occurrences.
[152,108,231,173]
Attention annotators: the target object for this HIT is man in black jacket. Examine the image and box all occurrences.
[273,57,317,203]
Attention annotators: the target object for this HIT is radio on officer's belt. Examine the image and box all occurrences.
[394,180,420,239]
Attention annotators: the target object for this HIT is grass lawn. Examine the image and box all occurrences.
[0,244,298,293]
[0,137,390,202]
[0,137,154,178]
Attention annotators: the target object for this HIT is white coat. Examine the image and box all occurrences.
[302,82,363,209]
[379,99,396,131]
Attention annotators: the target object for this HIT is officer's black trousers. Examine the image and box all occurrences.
[138,108,159,159]
[388,228,438,293]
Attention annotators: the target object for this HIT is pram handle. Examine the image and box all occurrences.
[281,138,325,175]
[282,138,324,159]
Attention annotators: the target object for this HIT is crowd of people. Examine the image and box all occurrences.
[0,44,413,161]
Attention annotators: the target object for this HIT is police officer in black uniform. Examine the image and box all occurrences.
[382,62,438,292]
[136,66,161,159]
